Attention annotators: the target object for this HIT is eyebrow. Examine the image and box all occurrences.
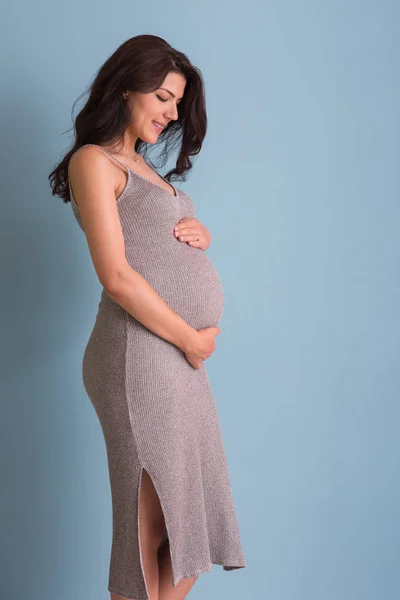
[159,87,183,101]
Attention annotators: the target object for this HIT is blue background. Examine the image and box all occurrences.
[0,1,399,599]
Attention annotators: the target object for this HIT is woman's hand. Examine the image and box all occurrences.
[174,217,211,250]
[184,326,221,369]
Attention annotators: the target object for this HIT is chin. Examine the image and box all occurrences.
[141,132,158,144]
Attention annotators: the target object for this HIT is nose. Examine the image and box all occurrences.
[164,102,179,121]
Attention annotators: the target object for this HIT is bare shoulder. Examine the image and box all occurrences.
[68,145,120,207]
[69,144,114,185]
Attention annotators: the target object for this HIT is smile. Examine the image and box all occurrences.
[152,120,165,132]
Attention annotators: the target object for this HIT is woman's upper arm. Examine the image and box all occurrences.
[68,146,129,291]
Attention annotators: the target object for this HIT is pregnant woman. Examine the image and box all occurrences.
[49,34,246,600]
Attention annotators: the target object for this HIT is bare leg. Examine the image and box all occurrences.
[111,468,165,600]
[157,539,198,600]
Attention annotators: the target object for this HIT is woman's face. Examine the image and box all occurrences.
[125,71,187,143]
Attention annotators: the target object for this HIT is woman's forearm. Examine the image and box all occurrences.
[105,264,200,354]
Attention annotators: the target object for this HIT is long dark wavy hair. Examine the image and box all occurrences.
[49,34,207,204]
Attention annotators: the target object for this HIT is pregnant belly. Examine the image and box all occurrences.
[126,242,225,329]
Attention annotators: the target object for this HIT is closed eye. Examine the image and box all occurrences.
[156,94,182,106]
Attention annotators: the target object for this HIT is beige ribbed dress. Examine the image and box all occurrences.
[68,144,246,600]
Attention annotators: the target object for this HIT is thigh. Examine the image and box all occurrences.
[139,468,165,550]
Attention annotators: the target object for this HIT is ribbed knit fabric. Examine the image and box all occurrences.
[68,144,246,600]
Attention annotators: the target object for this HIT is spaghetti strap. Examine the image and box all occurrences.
[80,143,130,175]
[68,144,130,208]
[73,143,178,199]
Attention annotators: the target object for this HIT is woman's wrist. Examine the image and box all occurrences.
[175,325,200,354]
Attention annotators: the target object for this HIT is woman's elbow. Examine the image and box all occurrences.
[101,264,131,298]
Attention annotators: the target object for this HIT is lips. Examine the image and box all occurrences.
[152,120,166,132]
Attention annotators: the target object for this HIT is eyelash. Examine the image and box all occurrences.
[156,94,181,106]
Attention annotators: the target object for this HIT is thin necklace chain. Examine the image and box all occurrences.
[108,146,176,196]
[114,149,141,163]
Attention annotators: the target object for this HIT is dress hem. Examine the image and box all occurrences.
[108,559,246,599]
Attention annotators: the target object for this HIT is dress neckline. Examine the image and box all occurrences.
[125,163,178,199]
